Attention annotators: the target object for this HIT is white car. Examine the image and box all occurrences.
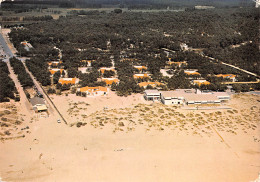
[57,119,61,123]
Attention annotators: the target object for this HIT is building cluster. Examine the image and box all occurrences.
[144,89,230,106]
[43,47,237,98]
[162,58,237,87]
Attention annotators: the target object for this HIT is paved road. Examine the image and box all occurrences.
[0,31,14,57]
[0,33,32,114]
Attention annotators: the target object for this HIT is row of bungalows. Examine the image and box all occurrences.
[58,78,79,85]
[216,74,237,82]
[165,58,187,68]
[133,73,150,79]
[101,78,119,85]
[184,69,201,77]
[144,89,230,105]
[99,67,116,74]
[49,68,64,75]
[48,61,63,68]
[192,80,210,86]
[138,82,165,89]
[78,86,108,96]
[133,66,147,72]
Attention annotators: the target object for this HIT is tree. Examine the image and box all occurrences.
[103,70,115,78]
[111,82,117,91]
[232,84,242,93]
[53,71,61,84]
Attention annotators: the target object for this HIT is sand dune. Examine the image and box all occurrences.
[0,93,259,182]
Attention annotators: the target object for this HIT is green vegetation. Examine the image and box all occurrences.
[10,57,34,87]
[7,7,259,95]
[0,61,17,102]
[25,57,51,86]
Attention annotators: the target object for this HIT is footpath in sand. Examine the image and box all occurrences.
[0,93,260,182]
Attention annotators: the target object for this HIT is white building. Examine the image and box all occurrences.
[184,94,221,105]
[160,91,184,105]
[144,90,161,101]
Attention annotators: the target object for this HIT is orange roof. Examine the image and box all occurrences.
[58,78,77,85]
[80,86,108,93]
[49,69,64,75]
[100,68,115,74]
[167,61,187,66]
[216,74,236,79]
[134,66,147,70]
[81,60,96,63]
[102,78,119,85]
[138,82,164,87]
[193,80,210,86]
[133,74,149,79]
[184,71,200,75]
[48,61,62,66]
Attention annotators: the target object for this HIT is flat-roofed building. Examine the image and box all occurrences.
[29,97,47,112]
[144,90,161,101]
[184,94,220,105]
[160,91,184,105]
[212,92,230,101]
[78,86,108,96]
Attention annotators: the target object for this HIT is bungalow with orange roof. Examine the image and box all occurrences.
[101,78,119,85]
[133,74,149,79]
[81,60,95,67]
[48,61,62,66]
[138,82,164,89]
[166,58,187,68]
[192,80,210,86]
[184,69,201,77]
[49,68,64,75]
[133,66,148,72]
[58,78,79,85]
[216,74,237,82]
[99,67,116,74]
[78,86,108,96]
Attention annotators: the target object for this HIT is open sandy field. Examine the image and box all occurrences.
[0,93,260,182]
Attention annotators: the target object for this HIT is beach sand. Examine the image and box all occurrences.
[0,93,259,182]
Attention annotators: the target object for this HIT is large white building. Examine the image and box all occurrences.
[144,89,230,105]
[144,90,161,101]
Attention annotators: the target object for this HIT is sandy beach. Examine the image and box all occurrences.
[0,93,260,182]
